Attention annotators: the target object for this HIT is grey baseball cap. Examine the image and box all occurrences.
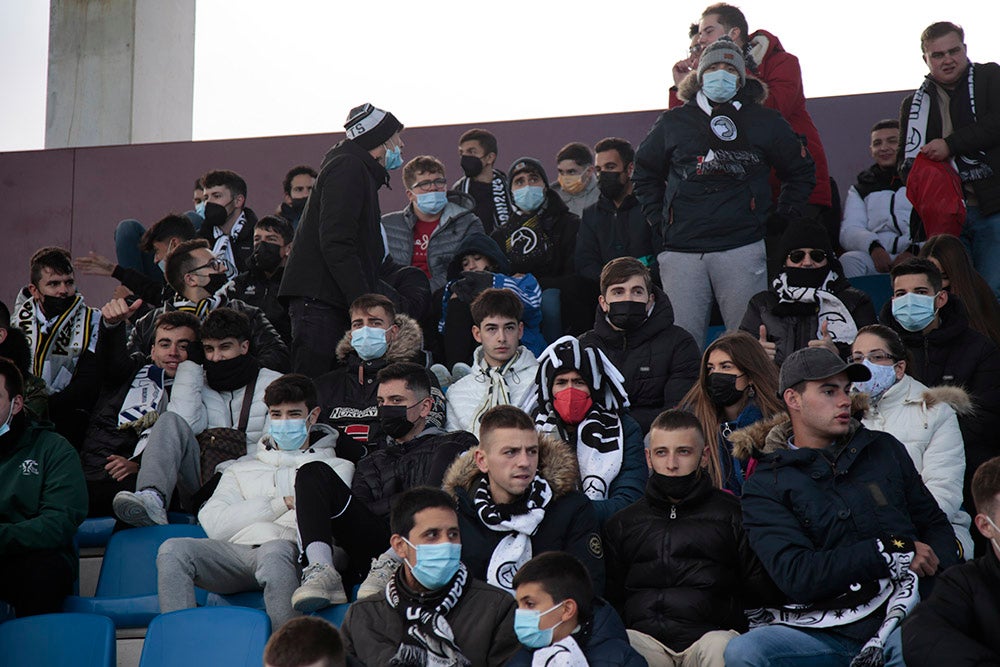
[778,347,871,394]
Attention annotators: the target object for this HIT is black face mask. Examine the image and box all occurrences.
[203,202,229,228]
[648,469,703,502]
[706,372,745,407]
[203,353,260,392]
[461,155,485,179]
[289,197,308,213]
[41,294,76,319]
[378,404,414,440]
[598,170,627,201]
[782,266,830,289]
[248,242,283,275]
[203,272,229,295]
[607,300,647,332]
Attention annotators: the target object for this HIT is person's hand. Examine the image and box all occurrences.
[672,56,696,86]
[74,252,116,277]
[101,297,143,325]
[890,251,915,268]
[283,496,295,510]
[870,246,893,273]
[758,325,776,361]
[920,139,951,162]
[909,541,940,577]
[105,455,138,482]
[808,320,838,354]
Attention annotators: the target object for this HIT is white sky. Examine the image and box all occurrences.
[0,0,996,152]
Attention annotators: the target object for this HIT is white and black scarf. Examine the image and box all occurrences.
[386,564,471,667]
[904,67,994,184]
[469,349,526,437]
[171,291,228,320]
[746,539,919,667]
[209,210,246,278]
[474,474,552,593]
[14,292,99,392]
[118,364,172,457]
[772,270,858,344]
[532,635,588,666]
[695,92,763,178]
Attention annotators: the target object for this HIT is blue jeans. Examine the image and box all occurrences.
[961,205,1000,300]
[540,288,562,344]
[724,625,906,667]
[115,219,161,281]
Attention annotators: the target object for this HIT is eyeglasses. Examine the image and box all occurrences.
[410,178,448,193]
[787,249,828,264]
[689,44,703,57]
[848,351,896,364]
[187,258,227,274]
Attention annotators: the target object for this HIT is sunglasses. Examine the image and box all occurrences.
[787,249,828,263]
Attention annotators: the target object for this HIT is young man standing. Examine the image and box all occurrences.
[445,289,539,436]
[199,169,258,276]
[724,347,959,666]
[231,215,295,346]
[454,128,512,235]
[277,165,316,229]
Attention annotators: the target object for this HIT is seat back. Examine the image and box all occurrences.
[139,607,270,667]
[848,273,893,316]
[0,613,115,666]
[97,524,207,597]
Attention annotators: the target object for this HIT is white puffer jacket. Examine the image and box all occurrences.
[840,186,914,257]
[445,345,539,436]
[198,424,354,545]
[168,359,281,454]
[859,374,975,560]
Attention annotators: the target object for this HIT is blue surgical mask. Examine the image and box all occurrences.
[891,292,937,332]
[384,145,403,171]
[416,191,447,216]
[852,358,898,401]
[702,69,739,103]
[513,185,545,212]
[402,538,462,590]
[351,326,389,360]
[270,418,310,451]
[986,515,1000,556]
[0,400,15,438]
[157,258,167,275]
[195,201,207,217]
[514,602,565,649]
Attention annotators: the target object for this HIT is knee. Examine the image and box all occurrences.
[157,538,195,576]
[723,633,761,667]
[115,218,145,241]
[255,541,299,578]
[295,460,336,493]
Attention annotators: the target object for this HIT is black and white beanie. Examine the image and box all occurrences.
[344,103,404,150]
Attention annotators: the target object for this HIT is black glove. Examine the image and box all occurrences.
[451,271,495,303]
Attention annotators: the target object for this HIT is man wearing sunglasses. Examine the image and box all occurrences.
[741,221,876,366]
[128,239,289,372]
[381,156,484,294]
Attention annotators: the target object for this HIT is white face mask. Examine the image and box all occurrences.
[852,359,898,401]
[0,399,16,438]
[986,515,1000,557]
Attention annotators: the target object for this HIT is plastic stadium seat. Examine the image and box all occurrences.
[0,612,115,666]
[704,325,727,348]
[139,607,270,667]
[0,602,15,624]
[63,524,208,628]
[848,273,893,315]
[77,516,117,549]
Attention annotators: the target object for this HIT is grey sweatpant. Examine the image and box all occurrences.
[657,240,767,348]
[157,537,301,629]
[136,411,201,509]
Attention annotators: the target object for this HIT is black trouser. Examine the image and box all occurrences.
[289,297,350,378]
[442,299,477,368]
[294,461,391,582]
[0,549,75,617]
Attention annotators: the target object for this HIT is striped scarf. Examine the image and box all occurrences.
[14,292,99,392]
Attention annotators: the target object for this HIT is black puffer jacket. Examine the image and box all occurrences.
[901,550,1000,666]
[575,193,658,283]
[740,268,877,366]
[490,189,579,288]
[881,295,1000,482]
[579,286,700,432]
[230,266,290,346]
[350,427,476,519]
[604,472,777,651]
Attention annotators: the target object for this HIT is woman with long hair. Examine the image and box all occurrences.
[920,234,1000,345]
[851,323,974,559]
[679,331,784,493]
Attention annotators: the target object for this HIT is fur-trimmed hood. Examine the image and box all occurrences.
[729,412,791,460]
[677,71,768,104]
[334,313,422,363]
[851,382,974,417]
[442,432,581,500]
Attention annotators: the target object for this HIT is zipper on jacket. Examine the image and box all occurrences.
[670,505,677,519]
[889,193,902,254]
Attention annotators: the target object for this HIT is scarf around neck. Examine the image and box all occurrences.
[118,364,173,456]
[772,269,858,344]
[535,405,622,502]
[386,564,471,667]
[210,210,246,278]
[532,635,588,667]
[470,349,526,437]
[14,292,98,391]
[473,473,552,593]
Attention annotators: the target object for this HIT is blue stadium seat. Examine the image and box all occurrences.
[0,612,115,666]
[704,324,727,348]
[848,273,893,315]
[77,516,117,549]
[138,607,270,667]
[63,524,208,628]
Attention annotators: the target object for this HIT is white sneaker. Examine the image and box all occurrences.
[113,489,167,527]
[451,362,472,382]
[356,551,402,599]
[429,363,452,389]
[292,562,347,612]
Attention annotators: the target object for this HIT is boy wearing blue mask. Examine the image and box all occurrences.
[885,258,1000,556]
[341,486,519,666]
[508,551,644,666]
[156,374,354,630]
[381,156,485,294]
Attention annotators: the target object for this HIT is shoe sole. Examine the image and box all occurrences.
[355,585,384,600]
[113,495,165,527]
[292,588,348,612]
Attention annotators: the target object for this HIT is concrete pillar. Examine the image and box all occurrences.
[45,0,194,148]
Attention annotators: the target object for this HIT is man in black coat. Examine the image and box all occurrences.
[724,347,958,667]
[199,169,257,276]
[902,455,1000,665]
[230,215,294,346]
[883,258,1000,554]
[82,301,200,517]
[579,257,699,433]
[280,103,404,377]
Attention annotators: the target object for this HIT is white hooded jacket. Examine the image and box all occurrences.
[445,345,539,436]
